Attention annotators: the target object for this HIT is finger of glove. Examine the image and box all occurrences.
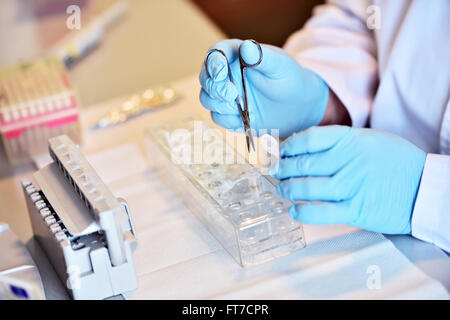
[273,150,344,180]
[277,176,350,202]
[289,201,353,225]
[240,40,287,77]
[205,50,230,81]
[199,89,240,115]
[209,39,242,64]
[211,112,243,130]
[199,68,238,102]
[280,125,351,158]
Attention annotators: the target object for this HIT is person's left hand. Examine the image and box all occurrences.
[272,125,427,234]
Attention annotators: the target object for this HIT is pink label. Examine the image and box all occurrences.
[4,129,24,140]
[3,114,78,140]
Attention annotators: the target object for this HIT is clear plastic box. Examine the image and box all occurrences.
[144,116,306,267]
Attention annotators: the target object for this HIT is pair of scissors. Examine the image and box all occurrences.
[205,40,263,152]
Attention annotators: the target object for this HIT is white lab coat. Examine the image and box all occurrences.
[283,0,450,252]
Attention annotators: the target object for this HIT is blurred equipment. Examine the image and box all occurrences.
[22,135,138,300]
[55,0,129,69]
[0,56,81,166]
[0,223,45,300]
[94,86,177,129]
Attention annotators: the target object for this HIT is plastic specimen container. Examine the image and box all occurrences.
[145,116,306,266]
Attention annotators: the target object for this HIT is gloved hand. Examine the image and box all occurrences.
[272,126,427,234]
[199,39,329,137]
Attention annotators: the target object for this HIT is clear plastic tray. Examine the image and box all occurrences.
[145,116,306,266]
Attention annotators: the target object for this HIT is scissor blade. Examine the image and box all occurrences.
[245,128,256,152]
[246,135,250,152]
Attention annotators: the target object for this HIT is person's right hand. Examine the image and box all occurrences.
[199,39,330,137]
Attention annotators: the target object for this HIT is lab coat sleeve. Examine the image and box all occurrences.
[283,0,378,127]
[412,154,450,253]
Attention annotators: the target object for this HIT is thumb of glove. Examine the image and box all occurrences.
[239,40,286,77]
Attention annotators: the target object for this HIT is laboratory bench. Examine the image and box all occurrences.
[1,75,449,299]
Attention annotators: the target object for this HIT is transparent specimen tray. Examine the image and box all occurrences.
[144,116,306,266]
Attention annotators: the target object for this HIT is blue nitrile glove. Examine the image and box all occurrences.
[199,39,329,137]
[272,126,427,234]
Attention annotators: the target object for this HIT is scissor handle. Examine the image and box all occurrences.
[204,42,259,152]
[204,48,235,83]
[238,39,263,68]
[238,40,263,117]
